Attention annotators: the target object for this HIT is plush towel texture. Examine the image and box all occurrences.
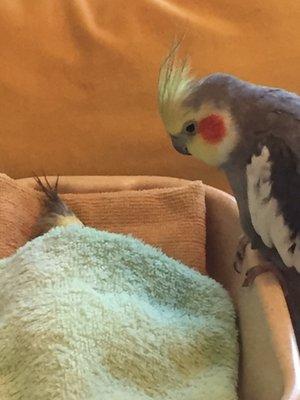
[0,174,206,271]
[0,225,238,400]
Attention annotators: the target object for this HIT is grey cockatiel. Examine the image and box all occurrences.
[158,45,300,345]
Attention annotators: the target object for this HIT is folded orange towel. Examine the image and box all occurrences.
[0,174,206,271]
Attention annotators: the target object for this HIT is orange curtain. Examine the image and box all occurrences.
[0,0,299,191]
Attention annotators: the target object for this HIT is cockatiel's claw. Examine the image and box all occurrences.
[34,174,83,234]
[233,235,250,273]
[242,263,288,296]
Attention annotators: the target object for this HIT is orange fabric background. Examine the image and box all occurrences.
[0,1,300,191]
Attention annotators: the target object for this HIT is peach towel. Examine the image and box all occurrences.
[0,174,206,271]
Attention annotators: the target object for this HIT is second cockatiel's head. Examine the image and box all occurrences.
[158,46,240,167]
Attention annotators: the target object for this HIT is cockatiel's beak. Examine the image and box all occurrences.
[170,134,191,155]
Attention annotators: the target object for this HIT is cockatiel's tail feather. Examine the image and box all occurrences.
[158,40,194,133]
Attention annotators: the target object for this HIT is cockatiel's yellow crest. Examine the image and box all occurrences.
[158,42,195,135]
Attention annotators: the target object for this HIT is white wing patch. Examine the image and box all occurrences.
[247,146,300,271]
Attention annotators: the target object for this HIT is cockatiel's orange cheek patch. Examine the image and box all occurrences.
[198,114,226,144]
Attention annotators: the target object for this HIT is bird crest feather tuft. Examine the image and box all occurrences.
[158,40,194,132]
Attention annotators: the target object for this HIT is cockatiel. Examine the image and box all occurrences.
[158,44,300,344]
[34,175,83,233]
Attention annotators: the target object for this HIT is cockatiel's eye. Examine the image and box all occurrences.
[184,121,197,135]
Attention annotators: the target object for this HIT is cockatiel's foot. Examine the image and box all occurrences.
[233,235,250,273]
[242,262,288,296]
[34,175,84,234]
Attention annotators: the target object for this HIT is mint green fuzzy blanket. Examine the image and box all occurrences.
[0,226,238,400]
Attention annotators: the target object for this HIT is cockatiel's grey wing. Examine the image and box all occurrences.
[244,134,300,344]
[246,135,300,272]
